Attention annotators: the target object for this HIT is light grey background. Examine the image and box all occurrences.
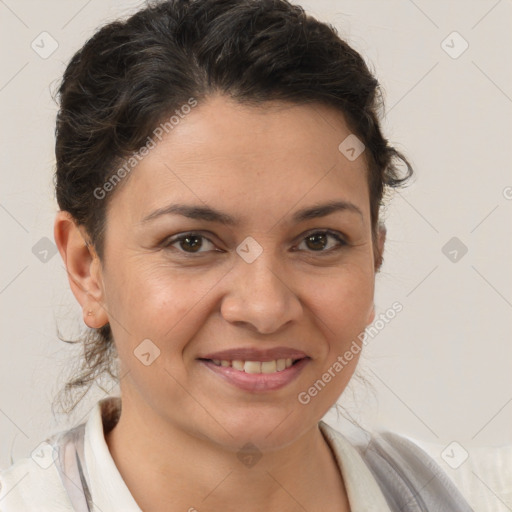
[1,0,511,485]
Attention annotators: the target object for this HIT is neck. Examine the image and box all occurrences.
[104,396,350,512]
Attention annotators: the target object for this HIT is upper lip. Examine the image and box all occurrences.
[199,347,309,362]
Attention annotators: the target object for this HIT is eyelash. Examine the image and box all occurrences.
[161,230,348,256]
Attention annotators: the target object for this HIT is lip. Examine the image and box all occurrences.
[200,347,308,361]
[200,357,310,392]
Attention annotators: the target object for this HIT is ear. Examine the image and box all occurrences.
[54,211,109,329]
[374,222,387,273]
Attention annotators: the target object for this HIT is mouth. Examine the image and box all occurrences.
[198,357,304,373]
[197,353,311,392]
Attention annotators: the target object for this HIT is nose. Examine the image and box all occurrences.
[220,253,303,334]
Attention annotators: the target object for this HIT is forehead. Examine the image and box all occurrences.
[108,95,371,227]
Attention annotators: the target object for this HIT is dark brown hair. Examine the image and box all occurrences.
[53,0,413,413]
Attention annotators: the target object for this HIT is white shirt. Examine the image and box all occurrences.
[0,397,392,511]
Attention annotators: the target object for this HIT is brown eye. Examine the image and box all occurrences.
[179,234,203,252]
[297,230,346,253]
[163,233,217,254]
[305,233,328,251]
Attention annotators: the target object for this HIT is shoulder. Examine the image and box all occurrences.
[0,437,73,512]
[319,421,475,512]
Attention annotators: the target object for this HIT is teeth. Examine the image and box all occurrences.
[232,360,244,371]
[211,358,296,373]
[261,360,277,373]
[244,361,261,373]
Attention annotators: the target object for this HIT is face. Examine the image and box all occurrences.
[74,94,382,451]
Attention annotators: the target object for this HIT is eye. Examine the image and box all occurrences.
[163,232,218,254]
[162,229,347,256]
[296,230,347,253]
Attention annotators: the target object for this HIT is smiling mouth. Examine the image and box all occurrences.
[199,357,307,374]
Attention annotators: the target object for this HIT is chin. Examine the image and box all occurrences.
[203,406,317,453]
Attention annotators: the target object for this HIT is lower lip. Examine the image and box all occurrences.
[200,358,310,392]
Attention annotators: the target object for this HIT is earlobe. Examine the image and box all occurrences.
[54,211,109,328]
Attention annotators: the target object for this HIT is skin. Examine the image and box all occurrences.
[55,93,385,512]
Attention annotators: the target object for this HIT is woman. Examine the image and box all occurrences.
[0,0,473,510]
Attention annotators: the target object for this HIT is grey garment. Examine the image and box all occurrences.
[50,424,93,512]
[49,425,474,512]
[356,432,475,512]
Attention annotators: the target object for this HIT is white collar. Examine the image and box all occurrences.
[83,397,141,511]
[319,421,392,511]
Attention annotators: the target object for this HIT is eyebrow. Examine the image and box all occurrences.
[140,200,363,226]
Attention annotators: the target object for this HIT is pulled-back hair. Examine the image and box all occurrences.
[53,0,413,412]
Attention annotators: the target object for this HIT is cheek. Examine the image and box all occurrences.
[103,265,209,406]
[305,264,375,335]
[105,262,217,353]
[299,268,373,407]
